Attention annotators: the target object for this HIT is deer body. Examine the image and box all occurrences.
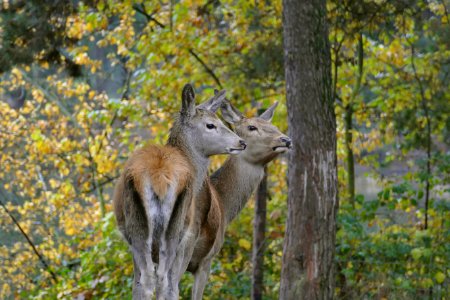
[187,157,267,299]
[113,85,245,300]
[113,144,193,300]
[167,100,291,299]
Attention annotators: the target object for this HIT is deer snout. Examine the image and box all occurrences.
[280,137,292,148]
[227,139,246,154]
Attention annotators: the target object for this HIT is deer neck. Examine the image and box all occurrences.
[167,127,209,194]
[210,155,265,224]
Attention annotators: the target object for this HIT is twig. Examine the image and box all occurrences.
[82,175,120,195]
[133,4,166,28]
[188,48,223,89]
[0,193,58,283]
[133,5,223,88]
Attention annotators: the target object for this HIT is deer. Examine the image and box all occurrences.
[164,98,291,299]
[112,84,246,300]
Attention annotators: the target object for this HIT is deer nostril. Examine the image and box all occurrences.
[239,140,247,149]
[280,137,292,147]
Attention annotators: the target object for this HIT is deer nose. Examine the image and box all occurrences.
[239,140,247,149]
[280,137,292,148]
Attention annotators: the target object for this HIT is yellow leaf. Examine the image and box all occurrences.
[65,227,76,236]
[238,238,251,250]
[49,179,59,189]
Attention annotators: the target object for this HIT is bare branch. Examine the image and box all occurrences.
[82,175,120,195]
[133,5,223,89]
[188,48,223,89]
[0,192,58,283]
[133,4,166,28]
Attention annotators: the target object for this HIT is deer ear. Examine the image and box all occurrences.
[196,89,227,112]
[221,100,244,124]
[181,84,196,119]
[259,101,278,122]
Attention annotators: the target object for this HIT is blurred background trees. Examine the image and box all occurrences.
[0,0,448,299]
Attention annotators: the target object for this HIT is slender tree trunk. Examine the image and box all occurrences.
[344,104,355,206]
[422,96,431,236]
[280,0,338,299]
[411,44,433,299]
[252,167,268,300]
[345,33,363,207]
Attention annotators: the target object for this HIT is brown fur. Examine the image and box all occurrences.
[112,85,244,300]
[187,179,224,272]
[175,101,291,300]
[112,144,193,244]
[125,144,192,200]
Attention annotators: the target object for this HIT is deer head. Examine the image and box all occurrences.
[221,99,291,165]
[171,84,246,157]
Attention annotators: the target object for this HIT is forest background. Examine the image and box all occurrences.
[0,0,448,299]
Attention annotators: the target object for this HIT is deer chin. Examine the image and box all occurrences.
[227,147,246,155]
[272,145,291,153]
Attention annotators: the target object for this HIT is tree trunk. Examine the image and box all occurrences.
[344,104,355,207]
[280,0,338,299]
[345,33,363,208]
[251,167,268,300]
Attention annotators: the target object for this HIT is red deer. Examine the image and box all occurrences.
[165,99,291,299]
[112,85,246,299]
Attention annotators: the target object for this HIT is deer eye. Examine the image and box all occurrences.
[248,125,257,131]
[206,123,216,129]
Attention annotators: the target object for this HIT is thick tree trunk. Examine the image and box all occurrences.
[280,0,338,299]
[251,168,268,300]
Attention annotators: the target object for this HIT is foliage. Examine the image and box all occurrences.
[0,0,448,299]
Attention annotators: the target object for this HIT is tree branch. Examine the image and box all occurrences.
[188,48,223,89]
[133,5,223,89]
[82,175,120,195]
[133,4,166,28]
[0,193,58,283]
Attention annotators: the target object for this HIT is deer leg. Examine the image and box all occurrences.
[131,237,156,299]
[155,223,184,300]
[161,221,197,299]
[156,187,190,299]
[192,258,213,300]
[155,236,170,300]
[160,238,185,300]
[132,256,145,300]
[155,192,180,299]
[164,205,203,300]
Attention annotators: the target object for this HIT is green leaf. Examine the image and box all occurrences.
[411,248,422,260]
[435,272,445,284]
[418,190,424,199]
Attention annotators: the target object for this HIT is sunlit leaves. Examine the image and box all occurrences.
[1,0,448,298]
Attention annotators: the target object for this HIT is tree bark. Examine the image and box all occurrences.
[280,0,338,299]
[251,167,268,300]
